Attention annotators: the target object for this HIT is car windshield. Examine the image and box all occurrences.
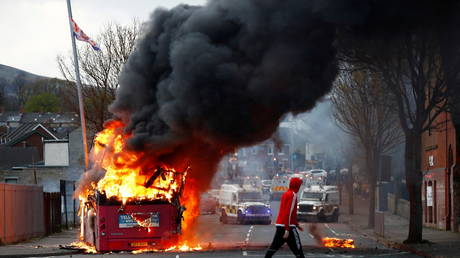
[301,192,323,200]
[311,170,324,174]
[239,192,263,202]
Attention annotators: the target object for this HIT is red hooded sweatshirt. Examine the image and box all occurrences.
[275,177,303,230]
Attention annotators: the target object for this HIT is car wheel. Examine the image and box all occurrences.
[317,210,326,222]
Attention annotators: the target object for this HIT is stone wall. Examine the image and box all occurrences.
[388,193,410,219]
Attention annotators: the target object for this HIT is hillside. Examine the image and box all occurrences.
[0,64,48,97]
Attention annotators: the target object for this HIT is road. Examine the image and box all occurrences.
[55,201,419,257]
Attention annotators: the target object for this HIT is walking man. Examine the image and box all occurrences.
[265,177,304,258]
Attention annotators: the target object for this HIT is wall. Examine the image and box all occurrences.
[0,167,68,192]
[421,111,456,230]
[12,133,44,160]
[44,141,69,166]
[388,193,410,219]
[0,183,45,244]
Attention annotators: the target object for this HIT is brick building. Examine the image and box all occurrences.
[421,110,456,230]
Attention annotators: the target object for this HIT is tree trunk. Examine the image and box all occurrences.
[453,125,460,232]
[348,164,354,215]
[404,132,424,243]
[367,149,379,228]
[394,179,400,215]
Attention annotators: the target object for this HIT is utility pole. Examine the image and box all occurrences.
[66,0,89,170]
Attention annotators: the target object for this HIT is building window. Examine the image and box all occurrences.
[5,177,18,184]
[267,144,274,155]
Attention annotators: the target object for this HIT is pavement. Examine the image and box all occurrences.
[0,228,80,257]
[0,199,417,257]
[339,191,460,258]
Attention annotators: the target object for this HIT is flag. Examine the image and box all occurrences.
[71,18,101,51]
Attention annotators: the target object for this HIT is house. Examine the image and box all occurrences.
[1,123,59,159]
[421,110,456,231]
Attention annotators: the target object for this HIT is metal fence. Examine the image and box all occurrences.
[0,183,45,244]
[44,192,61,235]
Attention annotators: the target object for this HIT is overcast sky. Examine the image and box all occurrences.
[0,0,206,78]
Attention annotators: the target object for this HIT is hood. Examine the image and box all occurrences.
[241,201,268,207]
[298,200,322,205]
[289,177,303,193]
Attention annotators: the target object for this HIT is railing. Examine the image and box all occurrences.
[43,192,61,235]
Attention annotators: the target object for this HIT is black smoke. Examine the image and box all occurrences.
[107,0,460,190]
[111,0,337,153]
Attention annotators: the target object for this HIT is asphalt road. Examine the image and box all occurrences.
[53,201,419,257]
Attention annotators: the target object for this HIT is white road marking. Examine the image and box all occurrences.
[308,233,314,238]
[325,223,339,236]
[242,250,248,256]
[176,255,180,258]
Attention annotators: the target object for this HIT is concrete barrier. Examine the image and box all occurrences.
[0,183,45,244]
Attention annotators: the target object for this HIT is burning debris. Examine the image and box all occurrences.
[322,237,355,249]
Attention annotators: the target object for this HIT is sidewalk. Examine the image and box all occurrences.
[0,228,80,257]
[340,192,460,258]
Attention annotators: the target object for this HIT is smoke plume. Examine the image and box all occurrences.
[109,0,337,189]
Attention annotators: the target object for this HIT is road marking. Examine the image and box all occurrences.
[308,233,314,238]
[243,225,255,256]
[325,223,339,236]
[176,255,179,258]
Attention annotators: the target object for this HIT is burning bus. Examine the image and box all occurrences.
[76,121,201,252]
[80,167,188,252]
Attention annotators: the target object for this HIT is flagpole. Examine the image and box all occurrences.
[66,0,89,170]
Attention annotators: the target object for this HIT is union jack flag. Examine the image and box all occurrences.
[71,18,101,51]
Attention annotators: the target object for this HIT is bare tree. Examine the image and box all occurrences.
[339,29,446,242]
[332,69,403,228]
[57,20,140,135]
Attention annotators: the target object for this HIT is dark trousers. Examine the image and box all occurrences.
[265,226,304,258]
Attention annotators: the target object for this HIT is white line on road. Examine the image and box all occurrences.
[176,255,180,258]
[243,225,255,256]
[324,223,339,236]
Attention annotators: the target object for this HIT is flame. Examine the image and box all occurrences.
[131,243,202,254]
[322,237,356,248]
[70,241,97,254]
[80,121,183,205]
[77,120,202,252]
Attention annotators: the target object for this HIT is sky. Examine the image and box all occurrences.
[0,0,206,78]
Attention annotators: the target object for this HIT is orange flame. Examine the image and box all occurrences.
[78,120,202,252]
[322,237,355,248]
[70,241,97,254]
